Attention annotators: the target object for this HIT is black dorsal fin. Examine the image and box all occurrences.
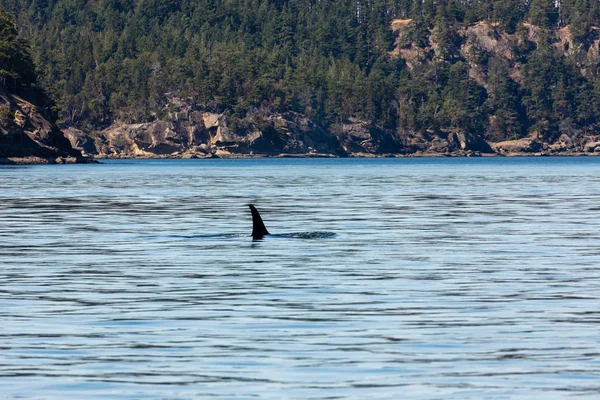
[249,204,270,239]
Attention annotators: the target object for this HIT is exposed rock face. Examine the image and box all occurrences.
[401,130,493,155]
[93,121,191,157]
[60,94,600,159]
[449,131,494,153]
[583,140,600,153]
[0,89,92,164]
[69,96,403,158]
[334,119,404,155]
[549,133,575,153]
[491,138,542,154]
[391,20,600,85]
[62,127,98,155]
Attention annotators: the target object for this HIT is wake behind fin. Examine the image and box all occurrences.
[249,204,270,240]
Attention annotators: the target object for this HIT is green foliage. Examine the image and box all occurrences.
[0,10,37,92]
[520,31,582,140]
[492,0,525,33]
[2,0,600,141]
[485,57,525,140]
[527,0,558,28]
[1,0,414,129]
[0,105,14,126]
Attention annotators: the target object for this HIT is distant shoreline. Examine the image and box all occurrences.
[92,151,598,160]
[5,151,600,165]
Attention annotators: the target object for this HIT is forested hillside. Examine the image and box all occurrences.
[1,10,88,163]
[2,0,600,156]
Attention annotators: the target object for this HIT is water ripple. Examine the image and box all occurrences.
[1,158,600,399]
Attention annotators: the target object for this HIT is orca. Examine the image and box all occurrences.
[248,204,335,240]
[249,204,270,240]
[137,205,333,241]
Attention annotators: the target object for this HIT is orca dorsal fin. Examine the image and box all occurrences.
[249,204,270,239]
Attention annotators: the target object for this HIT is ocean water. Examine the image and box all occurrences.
[1,157,599,399]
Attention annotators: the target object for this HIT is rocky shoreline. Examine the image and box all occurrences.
[0,155,96,164]
[1,89,95,165]
[90,150,597,160]
[4,90,600,164]
[79,128,599,161]
[59,95,600,162]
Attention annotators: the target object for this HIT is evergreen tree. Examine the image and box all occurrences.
[527,0,559,28]
[493,0,524,33]
[0,10,37,92]
[3,0,600,142]
[485,57,524,140]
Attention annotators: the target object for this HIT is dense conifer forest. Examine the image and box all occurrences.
[0,9,53,111]
[2,0,600,144]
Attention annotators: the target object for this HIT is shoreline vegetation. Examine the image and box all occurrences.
[4,2,600,163]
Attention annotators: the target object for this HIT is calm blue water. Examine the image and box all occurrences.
[1,157,600,399]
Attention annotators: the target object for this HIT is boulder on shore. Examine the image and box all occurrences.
[491,138,542,154]
[549,133,575,153]
[335,118,404,155]
[449,131,494,153]
[583,140,600,153]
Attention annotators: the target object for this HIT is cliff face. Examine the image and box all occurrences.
[68,97,593,159]
[0,89,92,164]
[64,95,408,158]
[391,19,599,83]
[64,92,597,159]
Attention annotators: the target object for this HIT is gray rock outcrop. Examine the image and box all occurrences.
[0,89,92,164]
[491,138,542,155]
[67,96,405,158]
